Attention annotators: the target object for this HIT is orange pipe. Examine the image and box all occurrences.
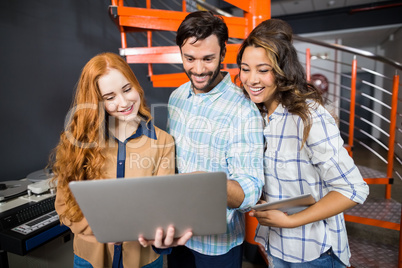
[243,0,271,36]
[111,0,123,6]
[147,33,154,77]
[112,0,127,49]
[245,212,259,245]
[344,214,400,231]
[117,7,243,38]
[120,31,127,49]
[306,48,311,81]
[123,43,240,64]
[182,0,186,12]
[146,0,153,78]
[348,56,357,156]
[363,178,393,184]
[386,74,400,199]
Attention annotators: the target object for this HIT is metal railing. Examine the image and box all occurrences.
[294,36,401,197]
[294,35,401,267]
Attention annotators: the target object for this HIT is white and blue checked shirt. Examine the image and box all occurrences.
[167,72,265,255]
[255,102,369,266]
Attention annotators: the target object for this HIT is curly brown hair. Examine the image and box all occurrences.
[50,52,152,222]
[237,19,323,147]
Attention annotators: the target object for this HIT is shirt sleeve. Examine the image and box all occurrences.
[306,106,369,204]
[227,108,265,211]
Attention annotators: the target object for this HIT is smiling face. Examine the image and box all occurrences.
[98,68,141,124]
[180,35,224,94]
[240,46,278,113]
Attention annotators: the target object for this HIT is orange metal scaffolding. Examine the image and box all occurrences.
[109,0,270,87]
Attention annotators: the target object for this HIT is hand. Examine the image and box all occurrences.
[138,225,193,249]
[249,209,296,228]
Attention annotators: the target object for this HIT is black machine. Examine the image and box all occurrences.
[0,171,69,268]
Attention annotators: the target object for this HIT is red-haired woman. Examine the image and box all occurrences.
[51,52,190,268]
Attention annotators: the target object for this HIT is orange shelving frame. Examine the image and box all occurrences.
[109,0,270,87]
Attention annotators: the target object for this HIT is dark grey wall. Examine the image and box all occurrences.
[2,0,399,181]
[0,0,174,181]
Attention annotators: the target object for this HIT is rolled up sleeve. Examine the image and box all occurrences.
[227,111,265,211]
[308,109,369,204]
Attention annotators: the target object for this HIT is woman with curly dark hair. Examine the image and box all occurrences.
[51,52,190,268]
[237,19,369,267]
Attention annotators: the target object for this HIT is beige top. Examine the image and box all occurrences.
[55,125,175,268]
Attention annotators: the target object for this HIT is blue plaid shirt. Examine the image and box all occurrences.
[255,103,369,266]
[167,72,265,255]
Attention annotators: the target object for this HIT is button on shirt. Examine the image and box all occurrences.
[168,72,265,255]
[114,121,157,178]
[255,103,369,266]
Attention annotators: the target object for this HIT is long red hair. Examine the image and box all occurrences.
[51,52,152,221]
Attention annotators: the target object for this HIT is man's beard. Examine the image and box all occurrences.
[185,63,221,92]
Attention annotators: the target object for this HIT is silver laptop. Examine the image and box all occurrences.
[69,172,227,243]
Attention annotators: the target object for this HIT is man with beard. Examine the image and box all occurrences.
[166,11,265,268]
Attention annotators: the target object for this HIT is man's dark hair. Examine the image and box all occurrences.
[176,11,228,53]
